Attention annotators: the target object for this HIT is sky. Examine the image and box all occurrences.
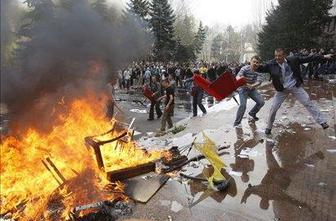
[17,0,335,27]
[118,0,278,27]
[183,0,257,27]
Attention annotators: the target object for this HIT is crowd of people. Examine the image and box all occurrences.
[106,47,335,135]
[291,48,336,80]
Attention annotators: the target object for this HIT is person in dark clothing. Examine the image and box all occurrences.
[159,79,175,132]
[105,77,118,120]
[207,64,217,82]
[147,75,162,121]
[192,70,207,117]
[257,48,332,134]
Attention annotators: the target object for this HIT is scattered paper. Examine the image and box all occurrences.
[266,138,274,143]
[304,163,315,168]
[318,182,327,187]
[240,148,258,157]
[133,130,142,136]
[160,200,171,207]
[328,136,336,140]
[229,171,242,177]
[237,154,249,159]
[170,133,194,147]
[129,109,147,114]
[326,149,336,153]
[171,201,183,213]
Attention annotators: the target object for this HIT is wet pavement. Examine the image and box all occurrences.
[118,80,336,221]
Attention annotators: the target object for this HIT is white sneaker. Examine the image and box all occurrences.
[234,123,242,128]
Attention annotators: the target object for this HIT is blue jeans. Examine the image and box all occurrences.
[234,89,265,125]
[266,86,326,129]
[193,91,207,116]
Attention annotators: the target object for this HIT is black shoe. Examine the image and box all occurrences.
[248,113,259,121]
[265,128,272,135]
[157,114,162,119]
[321,123,329,129]
[147,118,154,121]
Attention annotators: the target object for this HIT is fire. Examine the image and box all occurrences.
[0,96,163,220]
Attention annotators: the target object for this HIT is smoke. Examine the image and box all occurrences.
[1,0,153,131]
[1,0,21,66]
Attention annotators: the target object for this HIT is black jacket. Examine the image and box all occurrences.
[258,54,324,91]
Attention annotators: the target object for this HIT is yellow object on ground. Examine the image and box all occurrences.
[193,132,226,190]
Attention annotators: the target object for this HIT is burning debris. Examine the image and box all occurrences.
[0,98,166,220]
[84,118,164,181]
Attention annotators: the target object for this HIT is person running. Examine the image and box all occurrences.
[234,55,265,127]
[191,70,207,117]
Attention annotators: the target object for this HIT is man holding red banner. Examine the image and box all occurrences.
[233,55,265,127]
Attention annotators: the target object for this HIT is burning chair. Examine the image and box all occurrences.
[84,118,162,181]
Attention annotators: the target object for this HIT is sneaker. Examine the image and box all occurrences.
[248,113,259,121]
[234,123,242,128]
[321,122,329,129]
[265,128,272,135]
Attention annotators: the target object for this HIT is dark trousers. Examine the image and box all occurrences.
[193,92,207,116]
[160,105,174,131]
[149,101,162,119]
[106,100,114,119]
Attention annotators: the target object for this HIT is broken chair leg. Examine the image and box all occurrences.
[42,157,67,185]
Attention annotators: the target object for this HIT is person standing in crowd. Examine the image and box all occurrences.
[191,70,207,117]
[147,75,162,121]
[105,76,118,120]
[143,67,151,85]
[257,48,332,134]
[158,79,175,132]
[168,73,176,89]
[199,63,208,79]
[207,63,217,82]
[123,68,131,91]
[175,66,182,87]
[234,55,265,127]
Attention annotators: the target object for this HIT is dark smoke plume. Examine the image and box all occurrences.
[1,0,152,131]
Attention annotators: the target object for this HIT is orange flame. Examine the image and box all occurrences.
[0,96,163,220]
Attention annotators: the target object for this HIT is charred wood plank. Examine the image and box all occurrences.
[106,162,156,181]
[45,157,67,183]
[42,159,63,185]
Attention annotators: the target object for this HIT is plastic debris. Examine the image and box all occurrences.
[193,132,227,190]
